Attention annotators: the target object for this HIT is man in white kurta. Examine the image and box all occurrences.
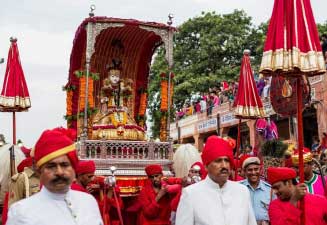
[6,186,103,225]
[176,135,256,225]
[5,127,104,225]
[176,175,256,225]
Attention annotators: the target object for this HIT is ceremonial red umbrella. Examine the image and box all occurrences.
[0,37,31,145]
[233,50,265,177]
[260,0,326,224]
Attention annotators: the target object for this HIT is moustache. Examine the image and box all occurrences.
[51,176,70,185]
[220,168,229,173]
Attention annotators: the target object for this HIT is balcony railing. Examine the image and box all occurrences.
[78,140,174,176]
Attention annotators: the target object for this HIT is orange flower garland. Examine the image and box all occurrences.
[138,92,147,116]
[79,76,86,110]
[88,78,94,108]
[78,73,95,110]
[66,90,73,116]
[160,72,174,112]
[160,80,168,111]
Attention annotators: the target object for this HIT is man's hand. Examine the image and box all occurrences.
[155,186,167,202]
[86,183,100,193]
[290,183,306,207]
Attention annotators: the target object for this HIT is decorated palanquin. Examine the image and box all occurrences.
[64,11,176,199]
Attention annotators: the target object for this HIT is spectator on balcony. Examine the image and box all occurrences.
[176,109,185,120]
[207,95,214,116]
[194,100,201,114]
[211,91,219,107]
[200,94,207,113]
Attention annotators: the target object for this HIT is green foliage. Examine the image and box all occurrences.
[147,11,327,139]
[261,139,288,158]
[317,21,327,36]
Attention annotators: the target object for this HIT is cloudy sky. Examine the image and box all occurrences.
[0,0,326,147]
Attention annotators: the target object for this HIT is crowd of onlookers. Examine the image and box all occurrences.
[175,77,272,120]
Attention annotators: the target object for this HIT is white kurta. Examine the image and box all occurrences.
[176,176,257,225]
[6,187,103,225]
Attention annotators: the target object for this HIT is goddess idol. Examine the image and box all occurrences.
[92,60,145,141]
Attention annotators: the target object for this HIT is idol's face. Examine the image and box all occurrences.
[206,156,231,186]
[109,74,120,85]
[39,155,75,194]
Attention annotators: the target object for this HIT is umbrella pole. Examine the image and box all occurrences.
[296,77,305,225]
[13,111,16,144]
[235,118,241,180]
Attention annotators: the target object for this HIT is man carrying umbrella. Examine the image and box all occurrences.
[268,167,327,225]
[291,148,327,197]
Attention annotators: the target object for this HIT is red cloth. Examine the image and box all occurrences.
[17,157,33,173]
[1,192,9,225]
[145,164,163,176]
[20,146,31,157]
[0,39,31,110]
[75,160,96,175]
[137,182,172,225]
[71,182,88,193]
[233,50,265,118]
[267,167,297,185]
[34,127,78,169]
[96,189,124,225]
[269,194,327,225]
[201,135,234,167]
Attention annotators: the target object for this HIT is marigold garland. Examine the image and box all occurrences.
[66,90,73,116]
[76,70,98,111]
[160,80,168,111]
[160,72,174,112]
[138,92,147,116]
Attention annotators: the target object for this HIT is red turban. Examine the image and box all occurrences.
[34,128,78,169]
[20,146,31,157]
[267,167,297,185]
[17,157,33,173]
[190,162,207,179]
[145,164,163,176]
[75,160,96,175]
[201,135,234,167]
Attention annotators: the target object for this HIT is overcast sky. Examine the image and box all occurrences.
[0,0,326,147]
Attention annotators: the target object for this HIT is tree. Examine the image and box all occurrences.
[147,10,327,139]
[317,21,327,36]
[148,10,266,138]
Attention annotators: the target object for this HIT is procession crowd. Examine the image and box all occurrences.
[0,128,326,225]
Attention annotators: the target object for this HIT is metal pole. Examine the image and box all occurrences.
[166,14,174,142]
[83,7,95,139]
[167,71,171,141]
[83,58,90,138]
[296,77,305,225]
[13,111,16,144]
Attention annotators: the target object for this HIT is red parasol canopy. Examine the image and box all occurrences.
[233,50,265,119]
[260,0,326,76]
[0,38,31,112]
